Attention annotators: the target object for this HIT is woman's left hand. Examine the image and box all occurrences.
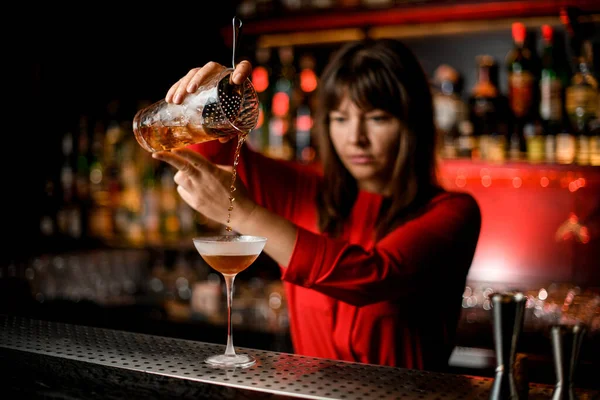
[151,148,256,230]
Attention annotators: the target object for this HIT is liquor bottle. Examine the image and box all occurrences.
[268,46,297,160]
[566,40,598,165]
[39,178,58,238]
[556,124,576,165]
[456,120,475,159]
[538,25,563,164]
[88,120,114,240]
[112,136,144,245]
[141,158,161,244]
[75,115,91,235]
[432,64,468,159]
[104,100,126,236]
[295,53,318,164]
[506,22,536,162]
[590,96,600,166]
[56,131,83,239]
[469,55,507,162]
[159,166,181,243]
[249,47,272,154]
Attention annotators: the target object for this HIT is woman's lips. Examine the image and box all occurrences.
[348,155,374,164]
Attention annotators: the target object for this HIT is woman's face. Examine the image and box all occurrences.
[329,95,402,195]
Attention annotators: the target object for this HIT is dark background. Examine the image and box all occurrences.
[7,4,237,263]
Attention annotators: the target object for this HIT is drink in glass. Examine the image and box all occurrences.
[192,235,267,368]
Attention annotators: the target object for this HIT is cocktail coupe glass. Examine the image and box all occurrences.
[192,235,267,368]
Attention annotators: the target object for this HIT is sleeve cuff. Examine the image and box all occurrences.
[281,227,328,287]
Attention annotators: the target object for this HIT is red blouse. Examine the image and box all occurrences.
[189,141,481,371]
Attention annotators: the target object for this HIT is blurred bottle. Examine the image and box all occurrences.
[456,120,475,159]
[249,47,272,153]
[75,116,91,235]
[538,25,563,164]
[432,64,468,159]
[295,53,318,164]
[268,46,296,160]
[104,100,126,218]
[116,156,144,245]
[159,166,181,243]
[141,158,161,244]
[88,120,114,240]
[469,55,507,162]
[172,252,197,303]
[506,22,537,162]
[39,178,58,239]
[57,131,83,239]
[236,0,257,19]
[177,182,197,239]
[566,40,598,166]
[556,127,577,165]
[590,97,600,166]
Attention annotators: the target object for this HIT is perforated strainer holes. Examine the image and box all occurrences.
[217,75,243,121]
[200,75,243,126]
[201,98,220,125]
[0,315,514,400]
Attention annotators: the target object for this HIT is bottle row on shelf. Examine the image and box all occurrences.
[433,20,599,166]
[40,111,207,247]
[245,20,600,166]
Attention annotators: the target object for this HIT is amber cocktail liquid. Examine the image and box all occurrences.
[134,123,241,153]
[200,254,259,275]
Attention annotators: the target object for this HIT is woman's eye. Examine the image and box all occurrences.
[369,115,390,122]
[330,116,346,123]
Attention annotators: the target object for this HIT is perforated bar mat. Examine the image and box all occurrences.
[1,315,595,400]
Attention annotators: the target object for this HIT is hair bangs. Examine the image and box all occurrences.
[322,59,404,117]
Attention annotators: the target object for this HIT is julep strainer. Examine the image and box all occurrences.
[132,17,259,152]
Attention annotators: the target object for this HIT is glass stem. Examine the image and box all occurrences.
[223,273,236,357]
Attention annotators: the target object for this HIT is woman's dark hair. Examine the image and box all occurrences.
[315,38,440,240]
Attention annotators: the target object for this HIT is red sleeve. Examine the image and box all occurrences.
[187,141,321,221]
[281,193,481,306]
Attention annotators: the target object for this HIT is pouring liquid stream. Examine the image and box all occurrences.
[225,132,247,232]
[224,15,246,233]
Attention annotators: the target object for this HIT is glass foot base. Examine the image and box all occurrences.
[205,353,256,368]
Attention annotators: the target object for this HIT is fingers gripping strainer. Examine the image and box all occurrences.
[201,17,258,134]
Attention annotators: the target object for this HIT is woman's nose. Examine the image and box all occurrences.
[346,120,369,145]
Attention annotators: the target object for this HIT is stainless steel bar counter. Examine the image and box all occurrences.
[1,315,597,400]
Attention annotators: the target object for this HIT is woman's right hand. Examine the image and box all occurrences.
[165,60,253,105]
